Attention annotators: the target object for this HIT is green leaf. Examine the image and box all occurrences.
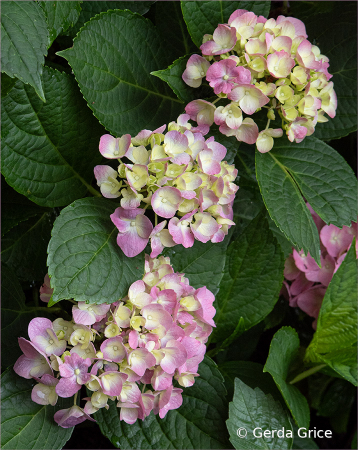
[96,356,231,449]
[317,378,356,418]
[58,10,183,137]
[151,55,212,104]
[1,265,54,368]
[256,136,358,263]
[263,327,310,429]
[155,1,197,61]
[48,197,144,305]
[1,367,73,449]
[290,1,357,141]
[68,1,154,38]
[212,212,285,342]
[40,1,82,46]
[218,361,281,401]
[2,210,55,283]
[1,1,48,101]
[1,66,104,207]
[305,242,357,385]
[227,377,293,450]
[1,72,16,97]
[163,235,230,296]
[181,1,271,48]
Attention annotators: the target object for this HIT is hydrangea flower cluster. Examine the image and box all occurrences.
[14,256,216,428]
[182,9,337,152]
[94,114,238,257]
[283,205,357,328]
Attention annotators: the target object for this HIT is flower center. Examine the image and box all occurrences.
[325,264,330,269]
[113,150,119,156]
[200,71,205,76]
[113,346,118,351]
[280,92,285,97]
[75,369,80,375]
[161,198,167,203]
[223,75,229,80]
[49,339,54,345]
[274,65,279,71]
[130,221,136,226]
[134,175,139,181]
[63,326,68,330]
[228,109,232,114]
[245,91,250,96]
[147,315,153,320]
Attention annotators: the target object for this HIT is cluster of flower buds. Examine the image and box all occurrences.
[94,114,238,257]
[182,9,337,152]
[283,205,357,328]
[14,256,216,428]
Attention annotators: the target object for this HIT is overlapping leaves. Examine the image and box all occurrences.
[1,67,104,207]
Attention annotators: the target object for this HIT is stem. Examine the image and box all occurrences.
[265,118,271,130]
[212,98,221,105]
[73,391,78,406]
[87,184,102,197]
[142,384,146,393]
[29,306,63,313]
[155,214,158,227]
[289,364,326,384]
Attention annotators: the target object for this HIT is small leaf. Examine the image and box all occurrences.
[95,356,231,449]
[1,73,16,97]
[68,1,155,38]
[290,2,357,140]
[40,1,82,46]
[1,265,53,368]
[58,10,183,137]
[151,55,212,104]
[181,1,271,48]
[164,235,230,296]
[227,377,293,450]
[47,197,144,304]
[1,367,73,450]
[264,327,310,429]
[1,1,48,101]
[212,212,285,342]
[256,136,358,263]
[305,243,358,385]
[1,67,104,207]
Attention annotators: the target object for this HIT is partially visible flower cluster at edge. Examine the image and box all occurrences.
[14,256,216,428]
[282,205,357,328]
[94,114,238,257]
[182,9,337,153]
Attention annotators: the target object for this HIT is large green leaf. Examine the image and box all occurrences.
[68,1,154,37]
[1,66,104,207]
[256,136,358,263]
[155,1,197,61]
[40,1,82,46]
[96,356,231,449]
[264,327,310,429]
[212,212,284,342]
[1,265,54,368]
[181,1,271,48]
[227,377,293,450]
[1,72,16,97]
[47,197,144,305]
[305,243,357,385]
[1,1,48,101]
[1,367,73,449]
[2,211,55,283]
[290,1,357,141]
[58,10,183,137]
[163,235,230,296]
